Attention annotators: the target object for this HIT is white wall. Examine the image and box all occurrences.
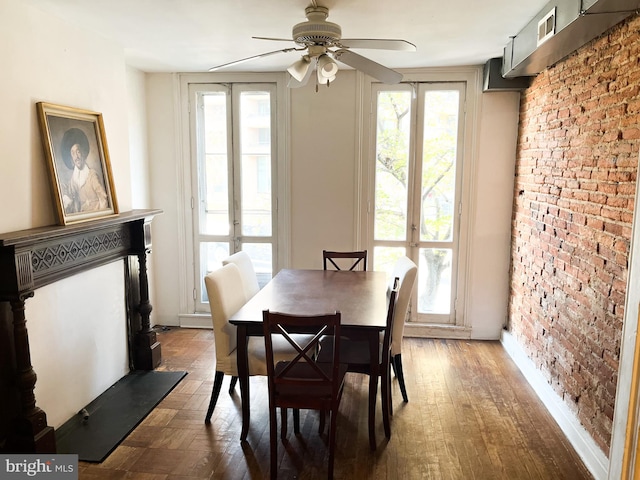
[467,91,520,339]
[289,72,359,268]
[145,74,183,326]
[0,0,139,426]
[127,66,151,209]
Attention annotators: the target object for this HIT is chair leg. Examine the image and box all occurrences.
[367,374,377,450]
[269,401,278,480]
[328,408,339,480]
[394,354,409,403]
[228,375,238,394]
[318,410,326,434]
[205,371,225,424]
[293,408,301,434]
[391,355,398,377]
[280,407,288,440]
[381,362,392,439]
[389,368,394,416]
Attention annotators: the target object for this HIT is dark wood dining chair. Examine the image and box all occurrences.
[317,277,399,445]
[322,249,367,271]
[262,310,347,480]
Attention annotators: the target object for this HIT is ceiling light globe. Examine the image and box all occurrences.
[287,57,311,82]
[317,54,338,78]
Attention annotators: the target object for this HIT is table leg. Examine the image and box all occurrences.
[237,325,250,441]
[368,329,378,451]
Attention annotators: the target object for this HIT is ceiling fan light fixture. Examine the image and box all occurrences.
[209,5,413,88]
[317,54,338,78]
[287,56,311,82]
[317,66,336,86]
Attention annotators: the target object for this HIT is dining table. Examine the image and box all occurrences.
[229,268,389,450]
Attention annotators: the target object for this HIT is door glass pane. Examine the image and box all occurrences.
[374,91,411,241]
[418,248,452,314]
[373,246,407,282]
[202,93,229,235]
[240,91,272,236]
[420,90,459,243]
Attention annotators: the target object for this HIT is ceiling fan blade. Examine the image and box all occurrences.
[338,39,417,52]
[252,36,295,42]
[332,49,403,84]
[208,48,298,72]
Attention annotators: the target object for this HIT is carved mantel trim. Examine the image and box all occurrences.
[0,209,162,454]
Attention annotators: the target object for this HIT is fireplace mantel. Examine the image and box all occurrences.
[0,209,162,453]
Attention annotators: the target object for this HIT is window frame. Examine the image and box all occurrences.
[177,73,290,324]
[357,68,481,336]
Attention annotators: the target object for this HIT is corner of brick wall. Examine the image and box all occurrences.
[509,14,640,452]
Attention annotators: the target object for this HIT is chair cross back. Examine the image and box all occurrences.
[263,312,342,392]
[323,250,367,271]
[273,323,330,382]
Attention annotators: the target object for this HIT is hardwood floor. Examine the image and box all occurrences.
[77,327,593,479]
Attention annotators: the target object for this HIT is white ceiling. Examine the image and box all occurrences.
[23,0,549,74]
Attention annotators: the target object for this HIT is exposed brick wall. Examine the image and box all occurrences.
[509,15,640,453]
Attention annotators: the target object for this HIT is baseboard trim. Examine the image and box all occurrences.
[178,314,212,329]
[501,330,609,480]
[404,323,472,339]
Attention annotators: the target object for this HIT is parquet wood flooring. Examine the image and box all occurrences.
[77,327,593,479]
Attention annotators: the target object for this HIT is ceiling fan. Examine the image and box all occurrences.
[208,3,416,89]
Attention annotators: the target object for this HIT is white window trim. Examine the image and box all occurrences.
[175,72,291,324]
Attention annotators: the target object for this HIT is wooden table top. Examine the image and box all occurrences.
[229,269,389,330]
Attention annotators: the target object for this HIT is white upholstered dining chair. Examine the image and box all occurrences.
[222,251,260,300]
[203,263,309,423]
[389,256,418,402]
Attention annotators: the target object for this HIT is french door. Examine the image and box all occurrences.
[370,82,467,325]
[189,83,277,311]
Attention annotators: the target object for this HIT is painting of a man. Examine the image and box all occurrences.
[37,102,118,225]
[60,128,108,214]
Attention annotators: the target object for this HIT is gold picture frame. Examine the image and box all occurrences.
[36,102,118,225]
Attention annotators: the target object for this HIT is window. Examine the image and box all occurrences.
[188,83,278,311]
[368,82,468,325]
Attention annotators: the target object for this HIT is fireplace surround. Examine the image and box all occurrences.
[0,209,162,453]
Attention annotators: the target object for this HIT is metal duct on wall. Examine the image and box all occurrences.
[483,58,531,91]
[502,0,640,78]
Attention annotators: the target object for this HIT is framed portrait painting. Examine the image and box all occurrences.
[36,102,118,225]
